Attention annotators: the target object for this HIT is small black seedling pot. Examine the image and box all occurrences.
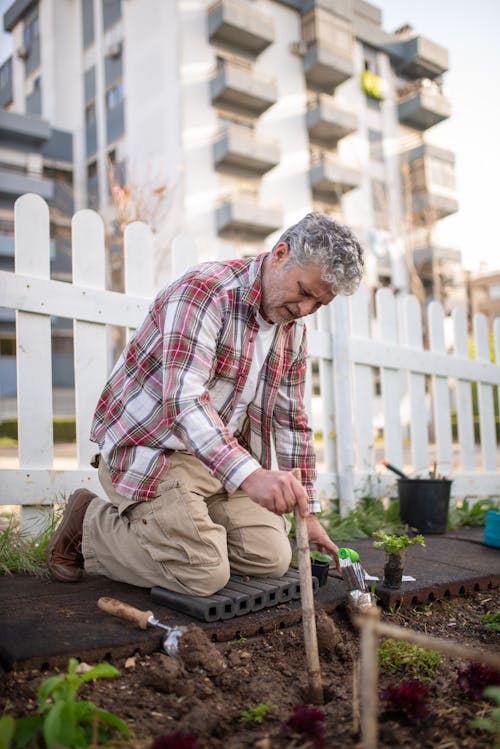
[311,559,330,587]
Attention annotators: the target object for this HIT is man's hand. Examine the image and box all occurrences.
[241,468,310,517]
[306,515,340,572]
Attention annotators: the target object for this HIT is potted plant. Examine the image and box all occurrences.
[373,531,425,589]
[309,550,332,587]
[383,461,452,534]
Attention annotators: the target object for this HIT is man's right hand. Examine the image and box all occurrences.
[240,468,310,517]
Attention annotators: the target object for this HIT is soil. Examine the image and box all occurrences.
[1,587,499,749]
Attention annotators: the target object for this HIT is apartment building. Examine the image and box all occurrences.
[0,0,462,393]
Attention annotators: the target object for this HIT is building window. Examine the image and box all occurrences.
[82,0,95,49]
[0,57,13,107]
[87,160,99,209]
[23,9,41,76]
[106,82,124,110]
[0,338,16,357]
[23,14,39,50]
[26,76,42,115]
[85,101,96,125]
[372,179,389,230]
[368,129,384,162]
[102,0,122,32]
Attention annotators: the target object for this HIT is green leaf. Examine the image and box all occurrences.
[93,708,130,737]
[43,701,78,748]
[37,675,65,706]
[13,716,43,749]
[76,663,120,684]
[0,715,15,749]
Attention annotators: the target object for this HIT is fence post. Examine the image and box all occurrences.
[402,294,429,474]
[72,210,109,470]
[428,302,453,476]
[452,307,475,473]
[14,195,54,534]
[332,296,355,513]
[376,288,403,470]
[474,313,497,472]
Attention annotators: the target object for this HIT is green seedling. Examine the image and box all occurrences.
[471,686,500,744]
[379,639,441,681]
[309,550,332,564]
[373,531,425,556]
[482,612,500,633]
[0,658,129,748]
[240,703,274,724]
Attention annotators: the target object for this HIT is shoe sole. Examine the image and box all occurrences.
[46,489,93,582]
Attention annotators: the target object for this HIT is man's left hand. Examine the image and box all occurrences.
[306,515,340,572]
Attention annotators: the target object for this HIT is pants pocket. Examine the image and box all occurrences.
[130,481,225,568]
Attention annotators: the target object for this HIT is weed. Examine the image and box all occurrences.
[0,658,129,748]
[0,513,59,577]
[447,497,500,529]
[471,686,500,745]
[240,702,274,724]
[482,612,500,633]
[379,639,441,680]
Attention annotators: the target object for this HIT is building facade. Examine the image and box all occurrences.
[1,0,464,395]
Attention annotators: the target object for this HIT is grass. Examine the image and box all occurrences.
[0,510,60,577]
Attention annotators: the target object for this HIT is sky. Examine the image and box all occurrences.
[1,0,499,272]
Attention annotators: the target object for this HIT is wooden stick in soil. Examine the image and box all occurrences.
[292,467,324,705]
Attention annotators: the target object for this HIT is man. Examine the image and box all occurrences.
[46,212,363,595]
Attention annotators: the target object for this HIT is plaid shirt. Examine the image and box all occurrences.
[90,253,319,510]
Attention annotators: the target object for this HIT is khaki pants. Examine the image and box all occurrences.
[82,452,291,595]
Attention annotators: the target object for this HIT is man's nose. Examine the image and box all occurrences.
[297,300,318,317]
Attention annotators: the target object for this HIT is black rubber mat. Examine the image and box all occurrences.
[0,528,498,672]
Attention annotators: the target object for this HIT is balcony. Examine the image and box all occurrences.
[389,34,448,80]
[303,42,354,93]
[210,59,277,116]
[310,152,361,202]
[306,94,357,146]
[0,169,54,202]
[398,79,451,130]
[213,125,280,175]
[216,195,282,237]
[208,0,275,56]
[402,143,458,221]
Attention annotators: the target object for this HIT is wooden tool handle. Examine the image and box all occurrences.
[291,468,324,704]
[98,596,152,630]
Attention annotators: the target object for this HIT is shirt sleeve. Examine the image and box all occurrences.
[272,324,320,513]
[158,279,260,493]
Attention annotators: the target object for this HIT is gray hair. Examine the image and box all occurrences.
[274,212,364,295]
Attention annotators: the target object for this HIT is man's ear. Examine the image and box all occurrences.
[272,242,290,266]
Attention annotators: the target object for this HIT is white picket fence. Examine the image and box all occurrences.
[1,194,499,533]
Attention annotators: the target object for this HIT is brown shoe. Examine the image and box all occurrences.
[46,489,96,582]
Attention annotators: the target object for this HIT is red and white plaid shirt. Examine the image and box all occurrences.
[90,253,319,510]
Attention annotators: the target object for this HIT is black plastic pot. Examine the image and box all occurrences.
[398,478,452,534]
[311,560,329,587]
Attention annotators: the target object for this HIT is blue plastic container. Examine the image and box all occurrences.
[484,510,500,548]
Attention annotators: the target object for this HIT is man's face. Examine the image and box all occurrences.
[260,242,335,324]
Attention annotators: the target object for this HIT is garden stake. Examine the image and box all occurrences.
[292,467,324,705]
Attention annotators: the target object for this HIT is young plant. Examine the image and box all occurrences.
[3,658,129,748]
[456,663,500,699]
[471,686,500,742]
[309,550,332,564]
[482,611,500,633]
[240,702,273,724]
[380,679,430,723]
[280,704,326,749]
[373,531,425,556]
[379,639,441,681]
